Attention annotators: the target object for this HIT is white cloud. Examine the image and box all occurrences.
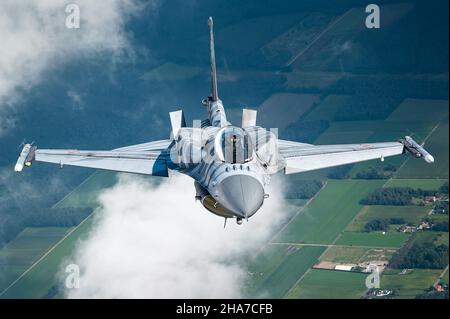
[66,173,289,298]
[0,0,142,135]
[67,89,84,110]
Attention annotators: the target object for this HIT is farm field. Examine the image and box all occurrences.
[381,268,443,298]
[290,3,414,71]
[262,12,335,67]
[303,94,351,122]
[248,246,325,298]
[214,12,306,59]
[286,269,368,299]
[276,180,385,244]
[318,246,394,264]
[0,227,71,294]
[319,246,369,264]
[140,62,202,82]
[55,171,118,209]
[336,231,409,248]
[387,98,449,123]
[384,178,447,189]
[285,72,343,90]
[345,205,430,232]
[0,217,94,299]
[317,119,431,145]
[257,93,320,130]
[442,269,449,285]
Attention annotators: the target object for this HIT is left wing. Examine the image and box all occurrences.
[279,136,433,175]
[14,139,173,176]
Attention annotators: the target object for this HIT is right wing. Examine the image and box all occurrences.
[14,139,173,176]
[278,136,433,175]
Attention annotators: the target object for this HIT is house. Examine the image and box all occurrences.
[434,283,449,292]
[424,196,437,203]
[375,289,393,297]
[398,225,416,233]
[418,221,431,230]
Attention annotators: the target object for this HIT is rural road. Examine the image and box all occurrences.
[270,242,398,250]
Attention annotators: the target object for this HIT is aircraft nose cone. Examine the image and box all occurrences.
[215,175,264,218]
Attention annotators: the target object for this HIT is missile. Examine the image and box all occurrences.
[403,136,434,163]
[14,143,36,172]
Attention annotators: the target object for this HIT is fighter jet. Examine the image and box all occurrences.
[15,17,434,225]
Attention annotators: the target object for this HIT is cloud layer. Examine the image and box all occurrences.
[66,173,288,298]
[0,0,140,136]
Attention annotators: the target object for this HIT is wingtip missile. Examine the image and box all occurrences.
[401,136,434,163]
[14,143,36,172]
[14,163,23,172]
[424,154,435,164]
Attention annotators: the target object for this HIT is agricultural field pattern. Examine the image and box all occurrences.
[0,0,448,299]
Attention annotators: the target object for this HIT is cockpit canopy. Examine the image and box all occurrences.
[215,126,253,164]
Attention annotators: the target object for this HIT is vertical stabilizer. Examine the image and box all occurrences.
[169,110,186,139]
[208,17,219,101]
[241,109,257,127]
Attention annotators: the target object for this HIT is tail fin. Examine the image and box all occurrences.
[169,110,186,139]
[208,17,219,101]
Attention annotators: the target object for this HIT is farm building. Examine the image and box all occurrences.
[335,265,355,272]
[424,196,437,203]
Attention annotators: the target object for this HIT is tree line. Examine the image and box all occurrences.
[364,217,406,232]
[360,187,440,206]
[390,242,448,269]
[285,180,323,199]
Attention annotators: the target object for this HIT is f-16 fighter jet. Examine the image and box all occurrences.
[15,17,434,225]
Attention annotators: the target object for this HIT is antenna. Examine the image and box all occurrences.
[208,17,219,101]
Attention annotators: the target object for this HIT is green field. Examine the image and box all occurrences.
[245,245,289,289]
[346,205,430,232]
[247,245,325,298]
[381,268,442,298]
[291,3,414,71]
[286,72,343,90]
[0,227,71,294]
[290,7,366,71]
[384,178,447,189]
[140,62,202,82]
[319,246,395,264]
[336,231,409,248]
[286,269,368,299]
[303,94,351,122]
[276,180,385,244]
[319,246,369,263]
[257,93,320,130]
[55,171,118,209]
[317,120,431,143]
[216,12,306,59]
[442,269,449,285]
[263,12,335,68]
[0,217,94,298]
[387,99,449,123]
